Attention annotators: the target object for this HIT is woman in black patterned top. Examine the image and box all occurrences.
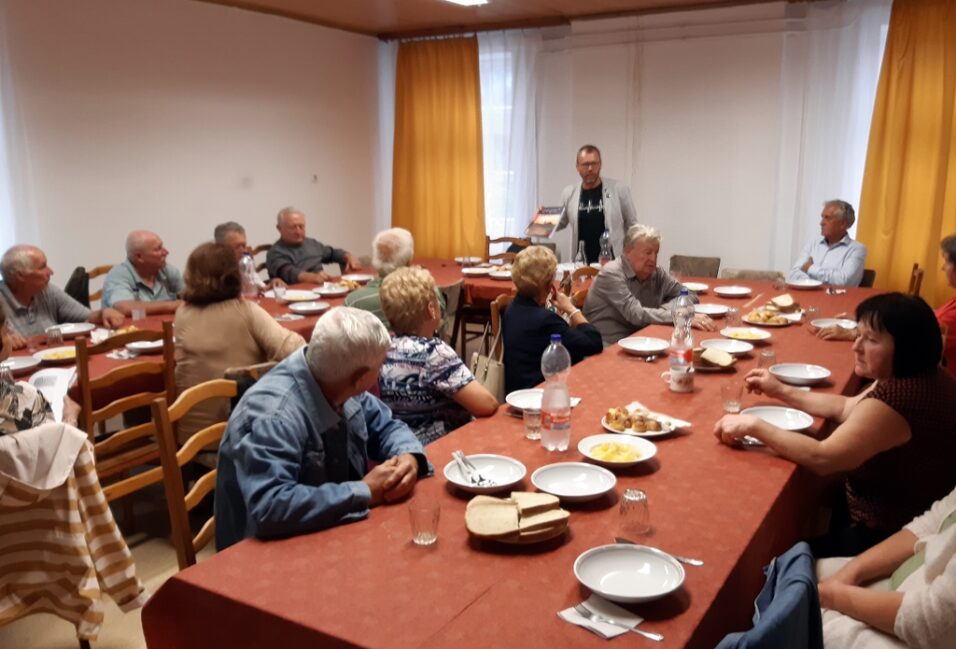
[714,293,956,557]
[0,310,54,434]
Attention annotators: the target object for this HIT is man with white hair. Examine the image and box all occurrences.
[787,199,867,287]
[345,228,420,325]
[215,307,428,550]
[584,224,716,345]
[0,245,125,349]
[265,206,360,284]
[213,221,286,289]
[102,230,184,315]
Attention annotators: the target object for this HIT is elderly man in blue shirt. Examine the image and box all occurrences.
[215,307,429,550]
[102,230,184,315]
[787,200,867,287]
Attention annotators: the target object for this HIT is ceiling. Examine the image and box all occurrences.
[195,0,799,40]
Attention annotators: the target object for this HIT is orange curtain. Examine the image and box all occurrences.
[857,0,956,306]
[392,37,485,259]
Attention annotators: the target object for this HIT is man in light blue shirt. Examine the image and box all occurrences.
[102,230,184,315]
[215,307,429,550]
[787,200,867,287]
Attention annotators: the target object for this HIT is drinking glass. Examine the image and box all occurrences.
[804,306,819,322]
[757,350,777,369]
[618,488,651,537]
[408,499,440,546]
[523,407,542,441]
[721,380,743,414]
[131,308,146,322]
[45,327,64,347]
[772,276,786,292]
[273,284,287,303]
[726,307,741,328]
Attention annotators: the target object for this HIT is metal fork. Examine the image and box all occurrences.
[451,451,496,487]
[572,604,663,642]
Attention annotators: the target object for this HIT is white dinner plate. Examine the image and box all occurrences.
[341,273,374,284]
[314,285,350,298]
[1,356,41,375]
[787,278,823,290]
[769,363,831,386]
[617,337,669,357]
[531,462,616,502]
[288,301,330,315]
[600,416,675,438]
[714,285,752,297]
[277,289,317,302]
[742,314,791,328]
[455,256,483,265]
[810,318,857,330]
[33,346,77,365]
[694,303,728,317]
[504,389,581,411]
[683,282,709,293]
[442,454,527,494]
[720,327,771,342]
[700,338,754,356]
[489,270,512,281]
[126,340,164,354]
[46,322,95,339]
[574,544,685,604]
[461,266,492,276]
[741,406,813,431]
[578,434,657,468]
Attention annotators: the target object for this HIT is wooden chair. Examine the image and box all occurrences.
[152,379,237,570]
[669,255,720,278]
[719,268,785,281]
[484,236,531,263]
[87,264,113,304]
[908,263,924,296]
[224,361,278,406]
[252,243,272,274]
[860,268,876,288]
[489,293,514,358]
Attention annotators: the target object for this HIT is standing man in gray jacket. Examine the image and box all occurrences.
[556,145,638,263]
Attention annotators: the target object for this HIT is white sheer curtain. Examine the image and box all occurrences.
[769,0,891,271]
[478,31,541,248]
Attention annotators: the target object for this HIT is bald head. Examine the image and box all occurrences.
[125,230,168,276]
[1,244,52,297]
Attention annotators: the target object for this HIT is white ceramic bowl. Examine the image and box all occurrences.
[714,285,752,297]
[0,356,41,375]
[719,327,771,342]
[530,462,616,502]
[574,544,685,603]
[578,434,657,468]
[341,273,374,284]
[314,284,350,298]
[288,301,330,315]
[769,363,831,386]
[442,454,527,494]
[46,322,96,339]
[683,282,709,293]
[279,289,318,302]
[787,278,823,290]
[461,266,492,276]
[740,406,813,431]
[810,318,857,330]
[126,340,164,354]
[617,337,669,356]
[694,303,728,317]
[700,338,754,356]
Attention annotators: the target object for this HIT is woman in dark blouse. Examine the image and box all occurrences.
[502,246,603,393]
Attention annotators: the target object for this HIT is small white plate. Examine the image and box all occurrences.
[278,289,318,302]
[1,356,41,375]
[578,434,657,468]
[455,256,483,265]
[741,406,813,431]
[683,282,709,293]
[46,322,95,339]
[694,304,728,317]
[769,363,831,386]
[714,285,752,297]
[531,462,616,502]
[700,338,754,356]
[341,273,374,284]
[461,266,492,276]
[787,278,823,290]
[574,544,685,603]
[314,285,350,298]
[600,416,675,438]
[442,454,527,494]
[126,340,163,354]
[617,337,669,357]
[720,327,771,342]
[505,389,581,411]
[811,318,857,330]
[288,301,330,315]
[33,346,77,364]
[489,270,512,281]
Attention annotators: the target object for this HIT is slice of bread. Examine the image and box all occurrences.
[699,348,734,368]
[770,293,799,312]
[517,508,570,534]
[510,491,560,517]
[465,498,520,539]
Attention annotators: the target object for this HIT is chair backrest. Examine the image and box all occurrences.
[571,266,599,283]
[669,255,720,278]
[438,280,464,343]
[152,379,237,570]
[484,236,531,263]
[87,264,113,304]
[223,361,278,406]
[252,244,271,274]
[908,263,924,296]
[75,321,175,438]
[719,268,785,281]
[860,268,876,288]
[489,293,515,357]
[571,288,590,309]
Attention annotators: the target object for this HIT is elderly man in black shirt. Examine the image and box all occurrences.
[265,207,361,284]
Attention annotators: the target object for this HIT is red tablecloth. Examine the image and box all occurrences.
[142,281,871,649]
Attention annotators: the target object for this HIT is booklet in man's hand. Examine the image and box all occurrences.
[524,206,565,238]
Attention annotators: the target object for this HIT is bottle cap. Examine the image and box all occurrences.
[550,334,561,343]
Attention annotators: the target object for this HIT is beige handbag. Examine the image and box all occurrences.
[469,323,505,402]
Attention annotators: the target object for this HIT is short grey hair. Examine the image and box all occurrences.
[623,224,661,250]
[372,228,414,277]
[214,221,245,243]
[125,230,158,259]
[276,206,303,226]
[825,200,856,228]
[306,307,390,383]
[0,245,38,283]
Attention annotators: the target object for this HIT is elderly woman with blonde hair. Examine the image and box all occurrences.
[378,266,498,444]
[502,246,603,393]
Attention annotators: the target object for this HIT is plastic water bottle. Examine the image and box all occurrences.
[540,334,572,451]
[667,289,695,392]
[239,252,259,299]
[574,240,588,268]
[598,229,613,265]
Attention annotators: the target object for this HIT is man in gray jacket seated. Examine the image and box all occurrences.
[265,206,361,284]
[215,307,428,550]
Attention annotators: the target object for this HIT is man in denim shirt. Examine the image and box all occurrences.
[215,307,428,550]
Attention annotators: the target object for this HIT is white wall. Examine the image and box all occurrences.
[2,0,381,278]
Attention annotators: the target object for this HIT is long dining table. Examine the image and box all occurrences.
[140,279,873,649]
